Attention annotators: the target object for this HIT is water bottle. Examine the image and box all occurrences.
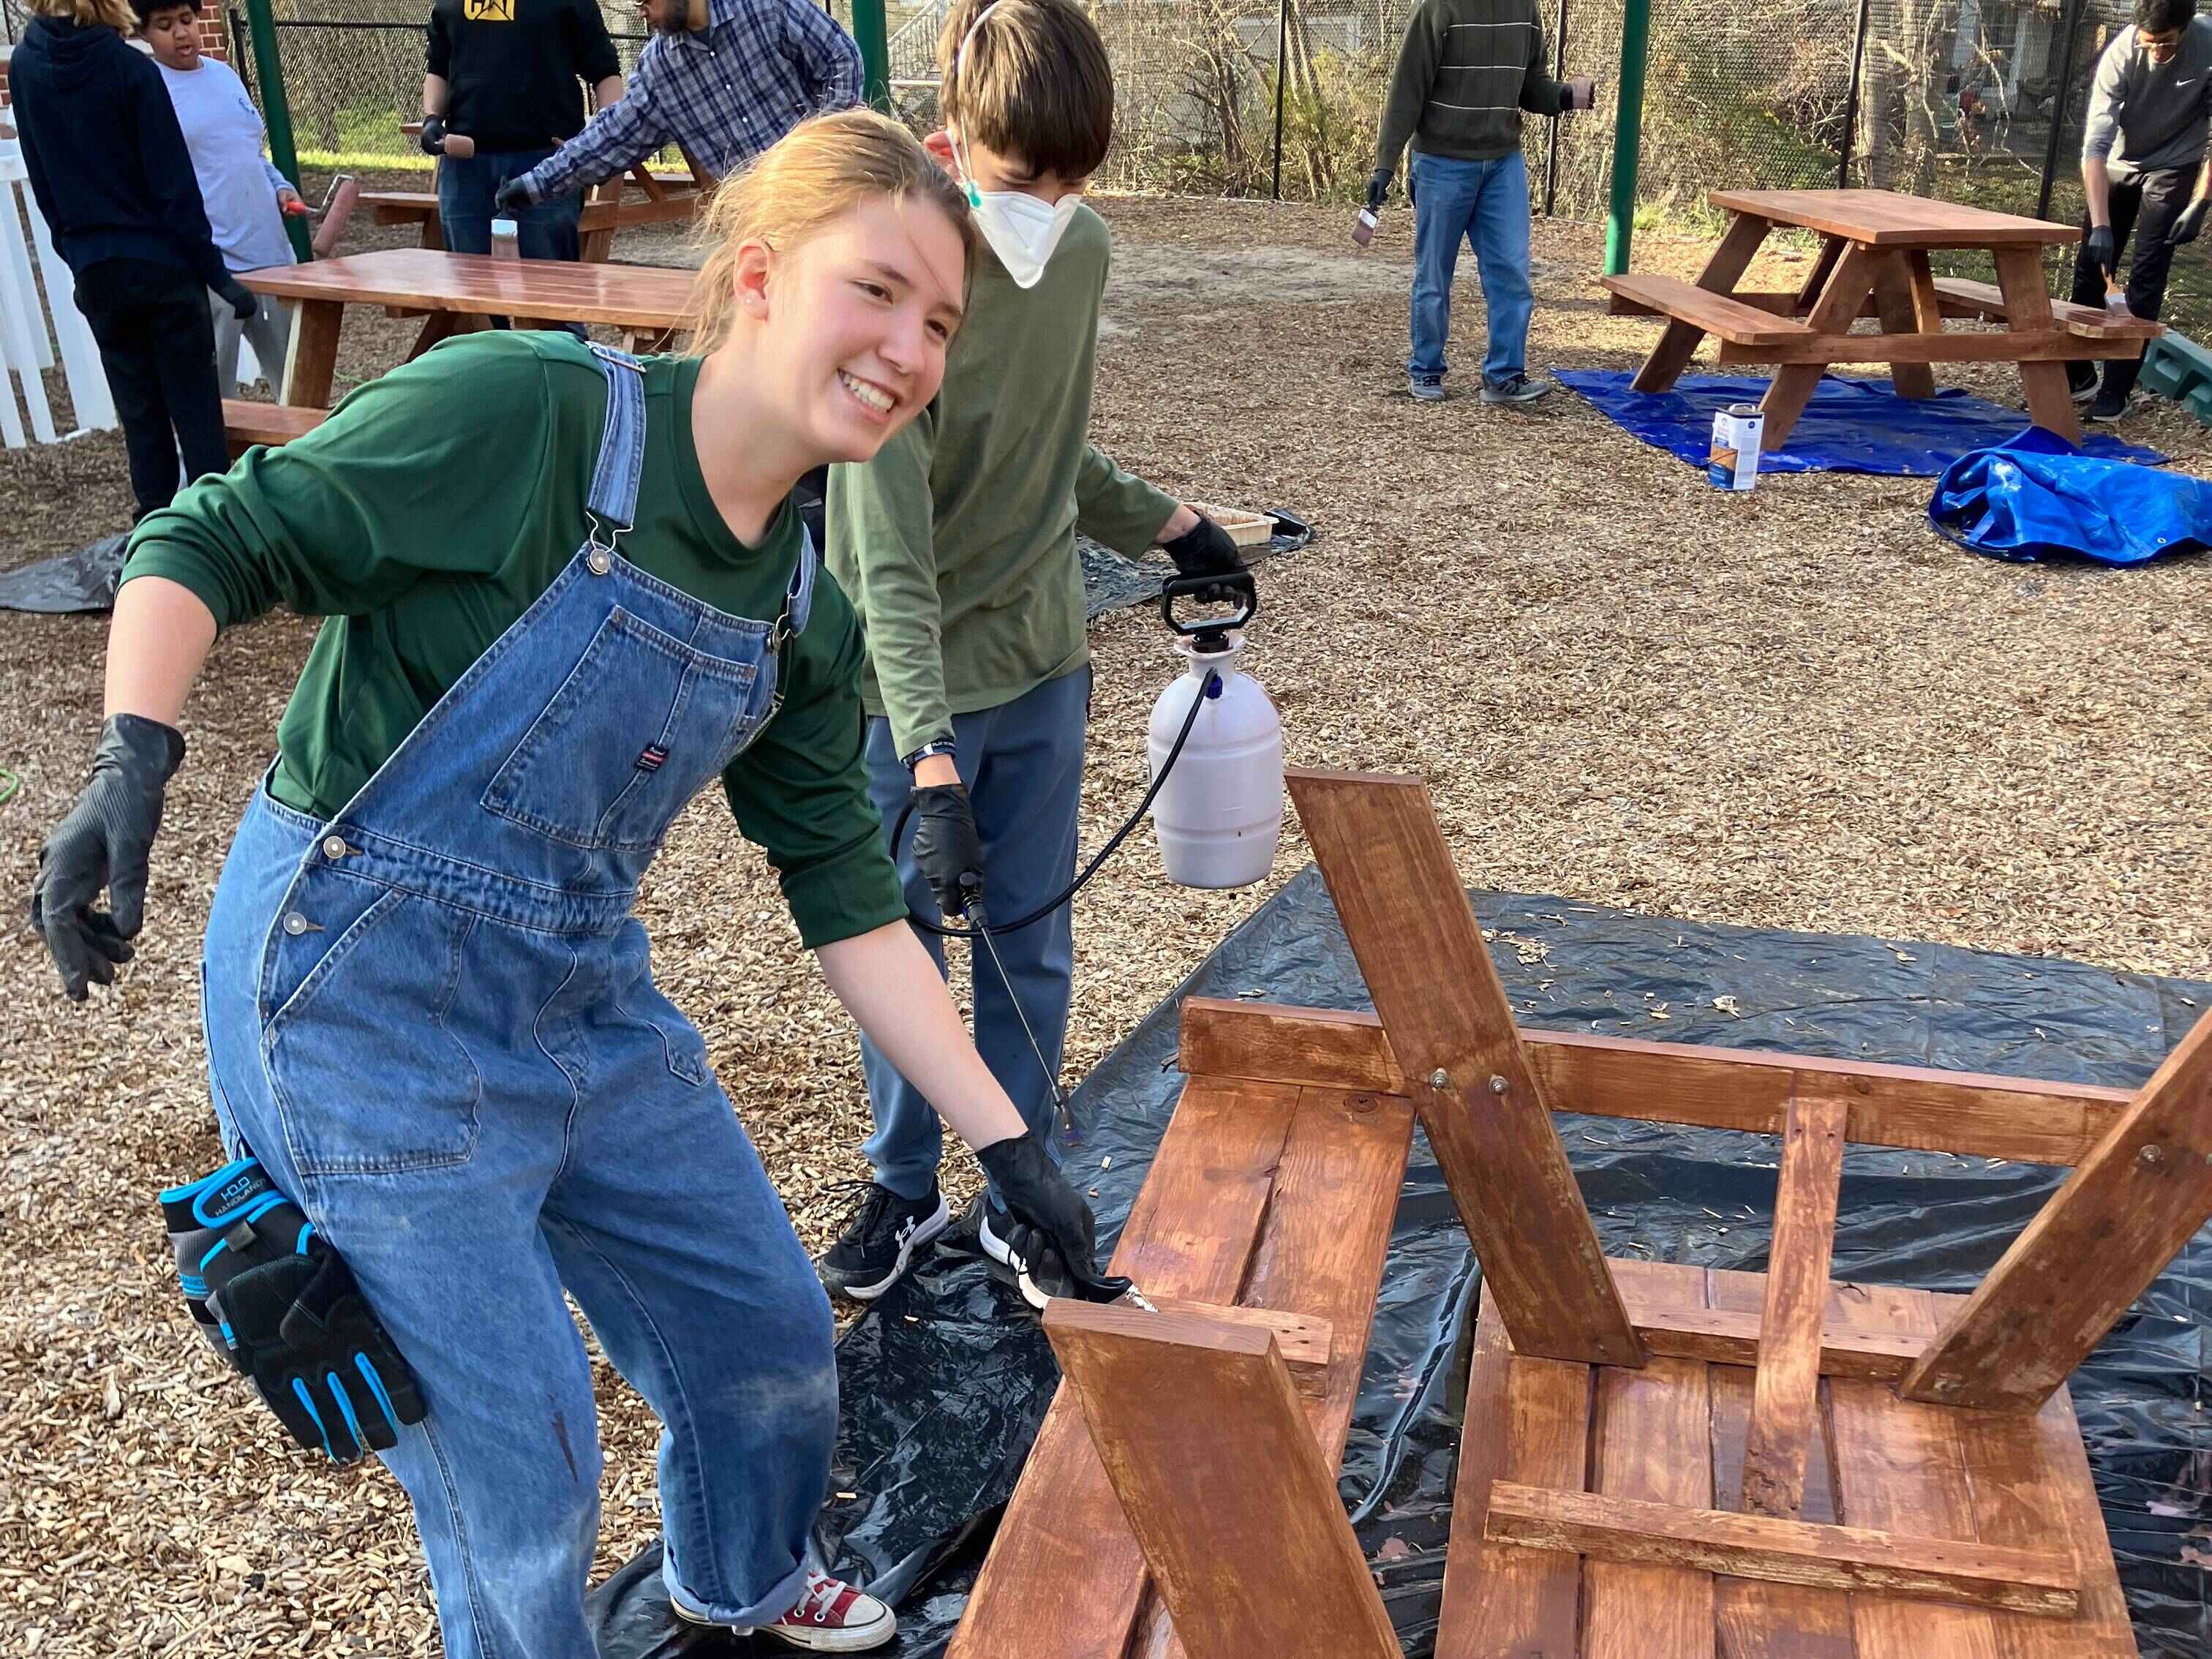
[1146,580,1283,889]
[490,217,520,261]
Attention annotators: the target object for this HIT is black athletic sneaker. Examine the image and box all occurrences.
[817,1182,949,1301]
[2084,389,2129,424]
[2066,362,2099,404]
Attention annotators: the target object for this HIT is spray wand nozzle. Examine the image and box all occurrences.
[961,889,1081,1146]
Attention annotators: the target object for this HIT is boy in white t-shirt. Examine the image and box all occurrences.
[138,1,307,392]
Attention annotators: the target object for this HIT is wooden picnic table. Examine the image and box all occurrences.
[240,248,696,408]
[1601,187,2164,448]
[379,126,712,260]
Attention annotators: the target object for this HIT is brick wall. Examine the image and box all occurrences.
[1,4,228,104]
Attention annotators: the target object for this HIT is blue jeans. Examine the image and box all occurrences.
[1410,148,1535,388]
[437,146,584,261]
[195,348,834,1658]
[860,667,1089,1203]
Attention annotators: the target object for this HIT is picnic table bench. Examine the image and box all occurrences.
[238,248,697,409]
[1602,188,2163,447]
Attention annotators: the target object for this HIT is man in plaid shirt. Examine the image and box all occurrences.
[495,0,862,211]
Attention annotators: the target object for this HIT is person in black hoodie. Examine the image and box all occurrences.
[10,0,255,519]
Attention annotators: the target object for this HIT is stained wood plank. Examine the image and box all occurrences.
[1140,1296,1333,1370]
[1584,1258,1715,1658]
[1931,274,2162,339]
[1286,769,1639,1366]
[1706,189,2081,247]
[1794,236,1846,311]
[1175,998,2133,1166]
[1434,1282,1590,1659]
[1487,1483,2077,1616]
[947,1077,1299,1659]
[281,299,342,409]
[1716,330,2115,365]
[1870,252,1939,398]
[1045,1300,1402,1659]
[1130,1084,1417,1659]
[1709,1274,1852,1659]
[222,399,327,459]
[1958,1387,2138,1658]
[1903,1010,2212,1411]
[1601,273,1817,345]
[1742,1094,1848,1517]
[1904,251,1946,331]
[242,248,697,331]
[1827,1283,2002,1659]
[1632,211,1775,391]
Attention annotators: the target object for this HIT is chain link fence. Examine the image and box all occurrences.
[227,0,2202,336]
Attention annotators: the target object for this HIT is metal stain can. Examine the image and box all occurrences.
[1709,403,1764,491]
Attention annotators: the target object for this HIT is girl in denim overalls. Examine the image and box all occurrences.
[31,110,1102,1658]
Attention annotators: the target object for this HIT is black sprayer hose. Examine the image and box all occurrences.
[890,667,1222,941]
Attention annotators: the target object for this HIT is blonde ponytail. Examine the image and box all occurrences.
[25,0,138,27]
[686,108,977,356]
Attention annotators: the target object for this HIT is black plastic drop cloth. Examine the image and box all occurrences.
[593,867,2212,1657]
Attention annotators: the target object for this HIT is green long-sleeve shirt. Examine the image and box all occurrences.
[823,206,1178,761]
[1374,0,1568,173]
[122,331,903,950]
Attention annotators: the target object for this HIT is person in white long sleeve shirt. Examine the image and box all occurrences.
[138,0,302,393]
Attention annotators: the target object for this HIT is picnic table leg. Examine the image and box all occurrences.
[1791,236,1843,314]
[1758,241,1880,451]
[1870,253,1938,399]
[1993,247,2083,444]
[1630,212,1772,393]
[406,309,470,361]
[282,299,344,409]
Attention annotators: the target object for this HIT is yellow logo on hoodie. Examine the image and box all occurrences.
[464,0,515,18]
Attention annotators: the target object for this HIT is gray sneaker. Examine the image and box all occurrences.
[1481,373,1554,407]
[1408,375,1445,402]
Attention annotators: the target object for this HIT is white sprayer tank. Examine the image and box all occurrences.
[1147,636,1283,888]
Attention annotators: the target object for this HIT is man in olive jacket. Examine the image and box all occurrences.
[1368,0,1592,405]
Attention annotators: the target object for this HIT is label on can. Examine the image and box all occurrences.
[1708,402,1764,491]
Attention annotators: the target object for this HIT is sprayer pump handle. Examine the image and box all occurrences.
[1160,571,1258,640]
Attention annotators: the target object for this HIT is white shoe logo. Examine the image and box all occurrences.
[896,1216,919,1246]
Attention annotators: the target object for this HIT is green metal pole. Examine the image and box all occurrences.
[1602,0,1649,276]
[851,0,891,110]
[241,0,313,262]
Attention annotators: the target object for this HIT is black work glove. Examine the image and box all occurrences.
[909,781,984,918]
[2171,199,2208,247]
[977,1132,1102,1293]
[217,276,257,321]
[493,177,532,216]
[162,1156,427,1464]
[2085,223,2115,280]
[1162,513,1254,607]
[1365,167,1391,211]
[418,115,447,157]
[31,713,184,1001]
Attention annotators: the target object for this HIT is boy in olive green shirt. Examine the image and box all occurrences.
[819,0,1244,1304]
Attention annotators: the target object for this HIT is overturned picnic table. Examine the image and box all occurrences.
[238,249,696,415]
[1603,188,2164,448]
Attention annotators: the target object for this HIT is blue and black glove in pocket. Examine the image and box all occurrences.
[161,1157,426,1464]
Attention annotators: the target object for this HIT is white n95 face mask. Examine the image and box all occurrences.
[971,188,1082,288]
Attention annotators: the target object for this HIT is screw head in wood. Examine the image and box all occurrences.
[2140,1144,2163,1164]
[1489,1074,1509,1094]
[1429,1069,1450,1090]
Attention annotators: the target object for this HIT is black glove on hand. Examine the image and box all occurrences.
[418,115,448,157]
[2085,224,2115,279]
[909,782,985,917]
[493,178,532,216]
[217,277,257,321]
[977,1132,1102,1292]
[1365,167,1391,211]
[1162,514,1242,579]
[162,1156,426,1464]
[2172,200,2208,247]
[31,713,184,1001]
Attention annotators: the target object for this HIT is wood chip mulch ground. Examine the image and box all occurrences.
[0,187,2206,1655]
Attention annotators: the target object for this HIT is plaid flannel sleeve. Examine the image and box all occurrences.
[518,53,668,203]
[783,0,865,110]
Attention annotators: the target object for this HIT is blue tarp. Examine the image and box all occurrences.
[1559,369,2164,476]
[1929,426,2212,564]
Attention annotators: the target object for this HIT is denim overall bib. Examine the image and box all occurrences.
[198,347,835,1659]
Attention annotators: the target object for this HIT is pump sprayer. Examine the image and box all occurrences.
[1146,576,1283,889]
